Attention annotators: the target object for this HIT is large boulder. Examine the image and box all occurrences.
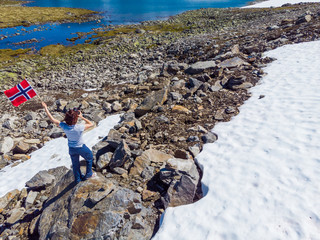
[108,140,132,170]
[38,171,156,240]
[92,142,115,171]
[134,88,168,117]
[130,149,173,177]
[160,158,200,208]
[25,170,56,190]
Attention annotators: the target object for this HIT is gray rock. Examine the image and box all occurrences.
[121,112,136,122]
[174,149,191,160]
[132,215,145,229]
[0,189,20,212]
[162,175,197,208]
[166,158,199,182]
[171,80,186,90]
[24,112,37,121]
[233,82,253,90]
[225,106,237,114]
[6,208,25,224]
[0,155,9,168]
[112,167,128,175]
[12,142,30,154]
[135,28,145,34]
[188,144,201,158]
[87,182,115,205]
[167,64,180,74]
[38,172,155,240]
[188,77,203,90]
[25,191,38,209]
[209,81,223,92]
[91,110,104,123]
[39,120,49,128]
[141,166,154,180]
[224,76,245,89]
[159,169,176,185]
[112,101,122,112]
[49,127,64,138]
[155,115,170,124]
[219,57,247,68]
[103,101,112,113]
[2,119,15,130]
[267,25,280,31]
[187,136,200,142]
[0,136,14,155]
[25,170,55,190]
[56,99,68,111]
[47,166,69,183]
[170,92,183,101]
[134,89,168,117]
[127,201,142,215]
[185,61,216,74]
[106,129,123,148]
[202,132,218,144]
[171,77,179,82]
[25,120,38,132]
[130,149,173,177]
[214,109,225,120]
[96,151,113,171]
[296,14,312,24]
[109,140,131,170]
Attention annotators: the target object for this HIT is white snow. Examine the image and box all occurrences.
[243,0,320,8]
[0,114,121,197]
[153,41,320,240]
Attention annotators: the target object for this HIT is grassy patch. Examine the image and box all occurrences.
[92,23,190,38]
[0,48,31,61]
[144,23,190,32]
[39,43,95,57]
[0,0,24,6]
[0,6,97,28]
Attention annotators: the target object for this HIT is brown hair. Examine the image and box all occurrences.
[64,109,79,126]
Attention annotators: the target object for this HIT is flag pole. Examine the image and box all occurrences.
[37,93,43,102]
[28,78,43,102]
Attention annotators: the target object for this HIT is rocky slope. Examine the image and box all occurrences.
[0,2,320,239]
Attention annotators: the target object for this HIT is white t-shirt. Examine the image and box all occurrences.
[59,122,85,148]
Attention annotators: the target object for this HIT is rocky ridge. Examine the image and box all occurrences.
[0,3,320,239]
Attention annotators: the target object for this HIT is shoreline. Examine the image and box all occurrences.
[0,0,260,50]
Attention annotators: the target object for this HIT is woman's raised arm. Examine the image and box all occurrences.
[42,102,60,126]
[79,111,94,130]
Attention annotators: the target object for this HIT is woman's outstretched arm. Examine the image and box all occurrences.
[42,102,60,126]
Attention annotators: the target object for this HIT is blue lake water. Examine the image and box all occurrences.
[0,0,250,50]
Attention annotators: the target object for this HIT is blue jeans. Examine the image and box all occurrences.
[69,144,93,183]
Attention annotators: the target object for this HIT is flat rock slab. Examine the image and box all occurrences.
[219,57,248,68]
[186,61,216,74]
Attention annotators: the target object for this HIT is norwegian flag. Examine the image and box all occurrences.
[4,79,37,107]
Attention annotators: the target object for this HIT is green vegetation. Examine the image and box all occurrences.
[0,5,97,28]
[92,23,190,38]
[39,43,95,57]
[0,48,31,61]
[0,0,24,6]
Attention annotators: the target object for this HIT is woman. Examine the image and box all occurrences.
[42,102,95,184]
